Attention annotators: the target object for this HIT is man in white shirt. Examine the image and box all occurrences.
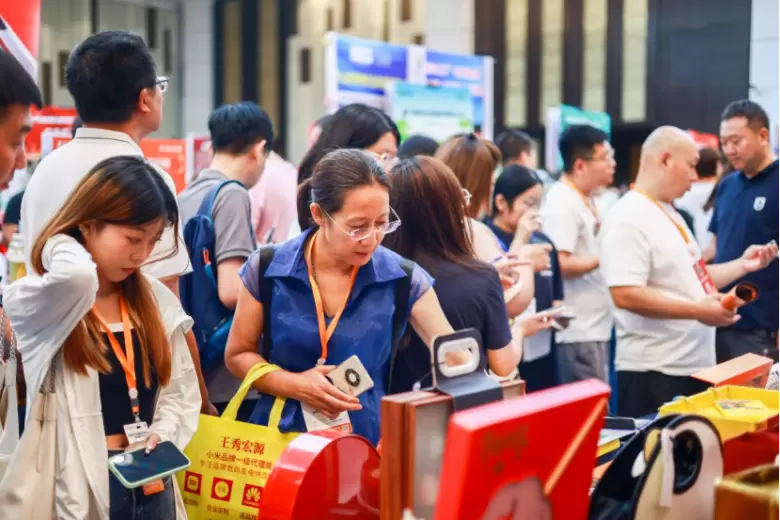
[20,31,215,414]
[542,125,615,383]
[601,126,778,417]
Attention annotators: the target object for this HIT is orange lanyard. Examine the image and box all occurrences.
[305,231,359,365]
[563,178,601,224]
[92,298,140,420]
[634,189,691,245]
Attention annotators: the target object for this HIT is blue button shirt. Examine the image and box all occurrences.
[239,228,432,445]
[709,160,779,329]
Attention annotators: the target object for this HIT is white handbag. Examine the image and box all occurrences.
[0,359,57,519]
[0,310,20,480]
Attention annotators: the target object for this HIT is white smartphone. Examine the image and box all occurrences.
[326,355,374,397]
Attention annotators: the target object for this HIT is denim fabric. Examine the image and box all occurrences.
[239,228,433,445]
[108,451,176,520]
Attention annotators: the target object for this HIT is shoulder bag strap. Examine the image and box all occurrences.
[386,259,415,394]
[258,246,276,360]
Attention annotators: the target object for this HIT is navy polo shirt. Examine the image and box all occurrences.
[709,159,779,329]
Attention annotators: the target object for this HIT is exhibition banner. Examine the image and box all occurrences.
[41,135,188,193]
[545,105,612,172]
[324,33,494,139]
[324,33,416,112]
[185,133,212,182]
[424,50,492,134]
[386,81,473,143]
[26,106,77,159]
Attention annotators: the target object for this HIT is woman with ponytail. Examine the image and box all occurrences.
[225,149,471,446]
[0,155,200,519]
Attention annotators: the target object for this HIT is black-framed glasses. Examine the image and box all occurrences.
[154,76,169,93]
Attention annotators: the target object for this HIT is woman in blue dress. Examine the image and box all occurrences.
[225,149,506,445]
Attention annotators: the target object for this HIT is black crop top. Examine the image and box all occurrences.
[99,330,159,435]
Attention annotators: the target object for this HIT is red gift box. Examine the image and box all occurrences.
[434,379,610,520]
[722,425,779,476]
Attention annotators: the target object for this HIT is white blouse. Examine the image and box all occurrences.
[0,234,200,519]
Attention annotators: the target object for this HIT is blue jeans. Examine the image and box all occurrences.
[108,452,176,520]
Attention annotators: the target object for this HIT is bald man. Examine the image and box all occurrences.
[600,126,778,417]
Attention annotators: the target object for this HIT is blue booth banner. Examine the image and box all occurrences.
[325,33,494,139]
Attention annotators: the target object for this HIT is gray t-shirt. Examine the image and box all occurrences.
[178,168,256,403]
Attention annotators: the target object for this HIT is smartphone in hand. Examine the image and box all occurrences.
[108,441,190,489]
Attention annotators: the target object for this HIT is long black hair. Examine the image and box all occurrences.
[297,104,400,187]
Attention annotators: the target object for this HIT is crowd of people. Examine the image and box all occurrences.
[0,29,777,519]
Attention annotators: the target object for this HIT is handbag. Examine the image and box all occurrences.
[589,414,723,520]
[175,362,300,519]
[0,310,20,480]
[0,359,58,519]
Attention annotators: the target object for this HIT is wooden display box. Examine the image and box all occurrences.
[380,380,525,520]
[692,353,773,388]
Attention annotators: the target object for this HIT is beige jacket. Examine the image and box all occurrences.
[0,235,200,519]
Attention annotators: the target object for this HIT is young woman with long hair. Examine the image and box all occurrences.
[225,149,483,446]
[435,134,544,318]
[383,157,552,390]
[0,156,200,519]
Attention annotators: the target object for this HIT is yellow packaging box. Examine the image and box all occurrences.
[659,386,779,441]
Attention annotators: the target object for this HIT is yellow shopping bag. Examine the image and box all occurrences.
[176,363,299,519]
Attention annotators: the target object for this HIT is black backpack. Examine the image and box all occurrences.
[256,246,413,394]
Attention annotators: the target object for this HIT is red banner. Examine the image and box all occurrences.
[26,106,77,158]
[688,129,720,150]
[0,0,41,80]
[141,138,187,193]
[43,135,188,193]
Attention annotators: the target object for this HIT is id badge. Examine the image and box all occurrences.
[301,403,352,434]
[123,421,150,444]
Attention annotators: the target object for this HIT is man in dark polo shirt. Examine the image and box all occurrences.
[712,100,779,362]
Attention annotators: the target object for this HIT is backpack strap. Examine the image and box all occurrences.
[386,258,415,394]
[258,246,276,361]
[197,179,244,217]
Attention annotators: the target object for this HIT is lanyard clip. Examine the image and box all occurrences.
[316,358,326,366]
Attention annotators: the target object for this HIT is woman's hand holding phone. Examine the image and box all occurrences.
[294,365,362,419]
[519,308,561,337]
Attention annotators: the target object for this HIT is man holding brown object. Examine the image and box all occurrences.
[600,126,778,417]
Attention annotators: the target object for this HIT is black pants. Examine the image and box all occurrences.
[617,370,709,418]
[716,328,779,364]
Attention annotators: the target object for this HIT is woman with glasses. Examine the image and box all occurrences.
[224,149,462,446]
[383,156,533,392]
[488,165,565,392]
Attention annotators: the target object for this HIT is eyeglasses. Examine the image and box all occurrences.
[462,189,472,207]
[155,76,169,93]
[326,207,402,241]
[520,197,541,210]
